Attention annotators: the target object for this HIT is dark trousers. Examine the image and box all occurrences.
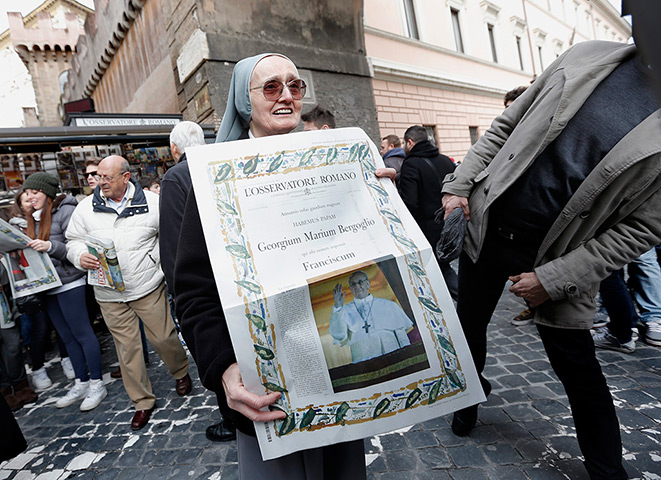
[27,310,68,371]
[457,229,627,479]
[45,286,102,381]
[0,326,27,388]
[599,270,638,342]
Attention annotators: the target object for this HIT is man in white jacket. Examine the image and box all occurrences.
[66,155,191,431]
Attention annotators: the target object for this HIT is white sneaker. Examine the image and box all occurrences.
[80,380,107,412]
[32,367,53,391]
[61,357,75,380]
[645,321,661,346]
[56,379,89,408]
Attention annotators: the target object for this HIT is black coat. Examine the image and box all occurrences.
[159,153,191,295]
[173,131,252,434]
[0,394,27,461]
[174,188,252,434]
[398,140,455,247]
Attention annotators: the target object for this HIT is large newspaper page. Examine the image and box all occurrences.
[0,219,62,298]
[188,128,484,460]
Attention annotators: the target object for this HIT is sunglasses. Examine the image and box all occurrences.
[251,79,307,100]
[86,171,100,179]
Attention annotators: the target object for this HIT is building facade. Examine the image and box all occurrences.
[63,0,381,140]
[0,0,91,127]
[3,0,91,127]
[365,0,630,161]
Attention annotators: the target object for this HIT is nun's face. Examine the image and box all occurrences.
[249,56,302,137]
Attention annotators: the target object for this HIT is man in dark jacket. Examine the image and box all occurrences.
[159,121,236,443]
[381,134,406,185]
[160,121,207,295]
[399,125,458,301]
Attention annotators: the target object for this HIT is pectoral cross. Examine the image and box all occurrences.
[362,320,370,334]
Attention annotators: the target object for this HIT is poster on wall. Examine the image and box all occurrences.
[187,127,484,460]
[1,155,19,172]
[58,169,78,189]
[4,171,23,190]
[22,154,41,173]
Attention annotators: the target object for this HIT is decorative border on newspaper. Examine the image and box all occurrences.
[205,140,466,436]
[0,220,62,297]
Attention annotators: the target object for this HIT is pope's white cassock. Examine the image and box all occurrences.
[329,294,414,363]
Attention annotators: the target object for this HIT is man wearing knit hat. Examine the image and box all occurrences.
[65,155,191,430]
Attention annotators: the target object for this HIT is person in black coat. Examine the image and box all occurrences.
[174,54,367,478]
[159,121,237,443]
[0,394,27,462]
[399,125,458,301]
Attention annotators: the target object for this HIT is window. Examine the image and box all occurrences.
[469,126,479,145]
[538,45,544,70]
[487,24,498,63]
[403,0,419,39]
[515,36,524,70]
[58,70,69,94]
[451,8,464,53]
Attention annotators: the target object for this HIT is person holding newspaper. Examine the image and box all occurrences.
[66,156,191,431]
[174,54,369,479]
[22,173,107,411]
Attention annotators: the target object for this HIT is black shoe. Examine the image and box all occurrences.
[206,421,236,442]
[451,405,478,437]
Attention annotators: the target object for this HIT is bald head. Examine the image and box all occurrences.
[100,155,130,173]
[98,155,131,202]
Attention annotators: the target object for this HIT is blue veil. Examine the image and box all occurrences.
[215,53,292,143]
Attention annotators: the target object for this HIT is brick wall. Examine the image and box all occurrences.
[373,79,504,163]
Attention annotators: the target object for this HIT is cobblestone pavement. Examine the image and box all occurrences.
[2,290,661,479]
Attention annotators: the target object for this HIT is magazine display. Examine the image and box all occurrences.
[187,127,484,460]
[85,235,125,291]
[0,219,62,298]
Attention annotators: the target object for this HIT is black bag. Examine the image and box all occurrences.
[16,294,44,315]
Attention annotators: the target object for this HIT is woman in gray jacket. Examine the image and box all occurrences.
[23,173,107,412]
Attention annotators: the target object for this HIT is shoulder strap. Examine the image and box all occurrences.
[420,156,444,189]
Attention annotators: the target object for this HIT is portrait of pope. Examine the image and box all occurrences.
[329,270,414,363]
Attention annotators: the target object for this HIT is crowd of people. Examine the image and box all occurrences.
[2,10,661,479]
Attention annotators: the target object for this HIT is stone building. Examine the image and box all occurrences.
[365,0,631,161]
[4,0,91,127]
[63,0,380,140]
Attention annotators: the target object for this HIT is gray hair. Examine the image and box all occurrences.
[119,158,130,174]
[169,121,205,151]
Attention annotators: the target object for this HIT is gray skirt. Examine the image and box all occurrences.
[237,430,366,480]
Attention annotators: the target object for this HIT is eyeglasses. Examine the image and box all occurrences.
[250,79,307,100]
[98,172,128,183]
[86,171,100,179]
[349,279,369,288]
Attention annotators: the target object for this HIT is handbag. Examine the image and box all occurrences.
[16,294,44,315]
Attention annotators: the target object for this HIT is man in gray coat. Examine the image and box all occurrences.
[442,39,661,479]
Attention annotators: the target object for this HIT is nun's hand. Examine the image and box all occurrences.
[375,168,397,183]
[222,363,287,423]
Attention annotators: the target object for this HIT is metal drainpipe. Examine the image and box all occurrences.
[522,0,537,77]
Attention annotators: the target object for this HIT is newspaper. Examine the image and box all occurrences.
[0,219,62,298]
[187,127,484,460]
[85,235,125,291]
